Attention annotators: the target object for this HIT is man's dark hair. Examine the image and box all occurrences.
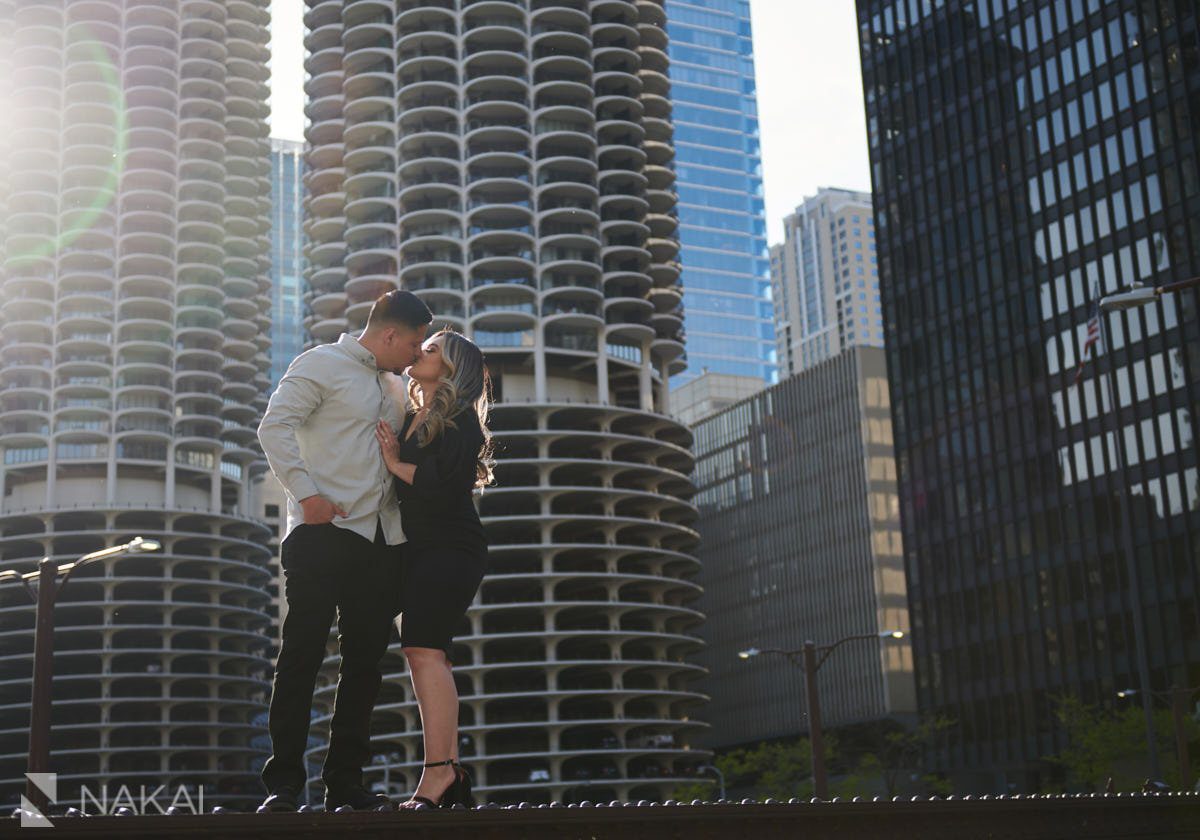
[366,289,433,331]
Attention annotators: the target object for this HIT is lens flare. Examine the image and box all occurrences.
[7,28,126,268]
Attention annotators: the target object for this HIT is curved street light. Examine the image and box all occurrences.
[0,537,161,815]
[1098,275,1200,312]
[1086,276,1200,780]
[738,630,906,799]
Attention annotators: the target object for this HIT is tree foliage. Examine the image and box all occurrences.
[670,715,956,801]
[669,735,820,802]
[1047,692,1198,792]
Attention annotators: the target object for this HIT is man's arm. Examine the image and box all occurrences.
[257,358,325,504]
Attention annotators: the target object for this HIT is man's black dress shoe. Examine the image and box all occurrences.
[324,783,395,812]
[256,786,301,813]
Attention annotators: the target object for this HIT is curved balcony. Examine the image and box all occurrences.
[531,19,590,63]
[464,75,529,111]
[396,8,456,52]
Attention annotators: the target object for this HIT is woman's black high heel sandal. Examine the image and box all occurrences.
[451,760,476,808]
[398,759,460,810]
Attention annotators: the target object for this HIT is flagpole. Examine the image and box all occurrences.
[1095,304,1161,781]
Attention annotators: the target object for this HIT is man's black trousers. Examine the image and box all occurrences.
[260,517,401,795]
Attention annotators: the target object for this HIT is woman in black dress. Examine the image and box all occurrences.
[373,327,493,810]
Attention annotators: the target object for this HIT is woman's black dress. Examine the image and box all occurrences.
[392,407,488,663]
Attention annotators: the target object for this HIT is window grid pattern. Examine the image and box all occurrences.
[270,138,307,388]
[860,0,1200,791]
[666,0,776,385]
[692,347,914,748]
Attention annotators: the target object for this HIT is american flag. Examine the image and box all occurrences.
[1074,293,1101,384]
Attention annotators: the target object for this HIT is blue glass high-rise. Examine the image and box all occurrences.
[269,138,306,388]
[666,0,776,386]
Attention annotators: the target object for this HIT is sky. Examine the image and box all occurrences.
[265,0,872,246]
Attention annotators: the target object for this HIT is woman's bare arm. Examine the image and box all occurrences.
[375,420,417,483]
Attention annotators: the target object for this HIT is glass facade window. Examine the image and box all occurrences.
[270,138,307,388]
[860,0,1200,793]
[667,0,776,386]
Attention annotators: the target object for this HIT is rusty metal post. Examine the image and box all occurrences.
[1172,686,1192,791]
[803,641,827,799]
[26,558,59,814]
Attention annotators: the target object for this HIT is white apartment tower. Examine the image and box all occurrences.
[771,187,881,376]
[0,0,275,810]
[300,0,710,805]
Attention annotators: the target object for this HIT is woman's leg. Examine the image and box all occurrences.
[402,646,459,800]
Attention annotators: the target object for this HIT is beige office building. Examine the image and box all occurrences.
[771,188,881,376]
[670,370,765,427]
[692,346,915,748]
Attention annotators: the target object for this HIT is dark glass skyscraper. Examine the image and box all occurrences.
[859,0,1200,792]
[666,0,776,385]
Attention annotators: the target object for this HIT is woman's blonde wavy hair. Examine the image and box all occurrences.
[406,327,495,488]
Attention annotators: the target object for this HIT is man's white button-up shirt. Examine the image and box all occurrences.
[257,332,409,546]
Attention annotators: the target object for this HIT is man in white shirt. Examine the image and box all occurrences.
[256,289,432,812]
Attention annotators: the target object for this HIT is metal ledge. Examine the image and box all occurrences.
[10,793,1200,839]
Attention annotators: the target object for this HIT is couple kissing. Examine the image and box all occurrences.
[255,289,493,813]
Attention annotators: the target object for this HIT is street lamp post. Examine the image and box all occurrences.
[0,537,161,816]
[739,630,905,799]
[1094,305,1161,781]
[1099,277,1200,782]
[1118,686,1200,790]
[1174,687,1196,790]
[1175,687,1195,790]
[1098,275,1200,313]
[1089,277,1200,780]
[801,642,826,798]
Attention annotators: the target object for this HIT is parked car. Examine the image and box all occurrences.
[633,733,675,748]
